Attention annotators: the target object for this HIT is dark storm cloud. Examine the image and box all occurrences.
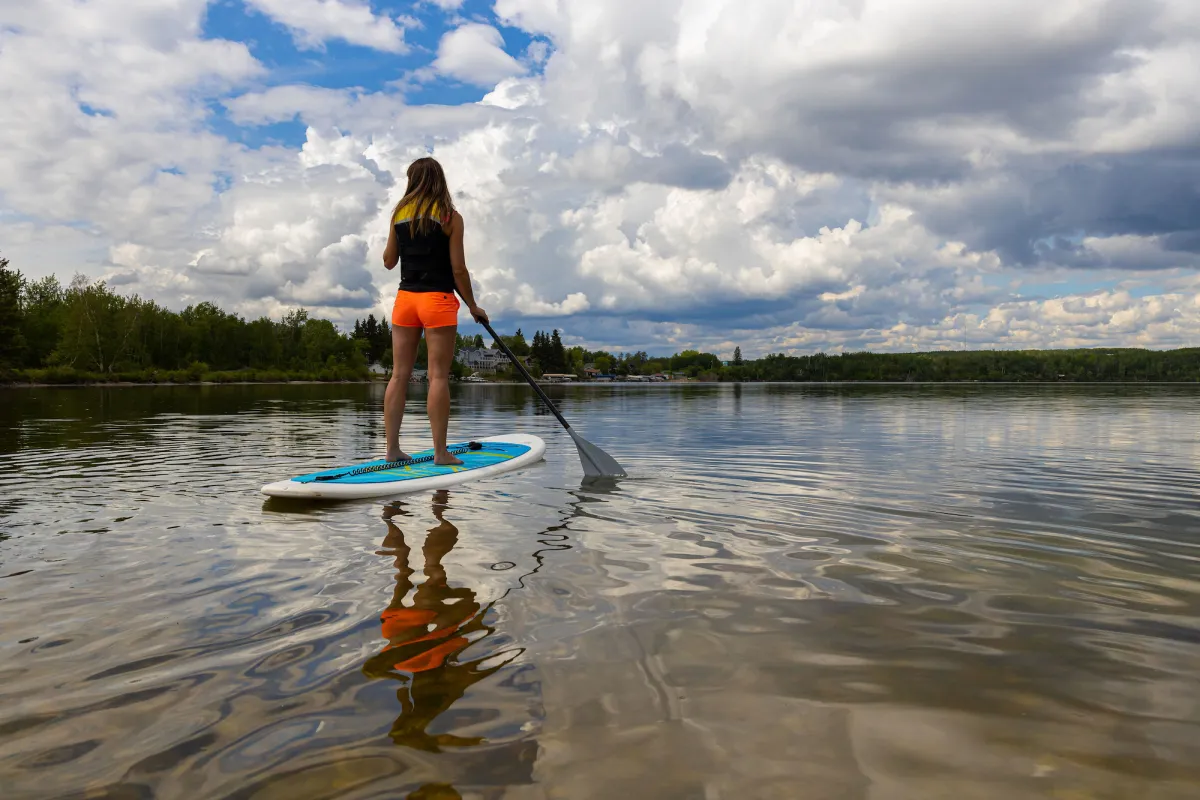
[1164,230,1200,253]
[912,155,1200,267]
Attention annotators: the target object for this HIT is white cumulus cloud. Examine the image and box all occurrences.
[244,0,411,53]
[433,23,527,86]
[3,0,1200,357]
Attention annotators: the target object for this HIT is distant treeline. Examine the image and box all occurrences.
[3,259,1197,385]
[727,348,1200,382]
[491,328,1200,383]
[486,328,725,378]
[0,258,369,384]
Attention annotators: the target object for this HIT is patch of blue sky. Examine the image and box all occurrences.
[204,101,310,149]
[1015,276,1164,299]
[0,207,41,223]
[200,1,543,148]
[78,103,115,118]
[203,1,542,98]
[211,172,235,193]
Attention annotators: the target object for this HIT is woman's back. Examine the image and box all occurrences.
[393,201,454,294]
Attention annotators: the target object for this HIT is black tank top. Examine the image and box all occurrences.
[394,202,455,293]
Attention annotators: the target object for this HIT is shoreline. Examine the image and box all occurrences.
[4,379,1200,389]
[3,380,381,389]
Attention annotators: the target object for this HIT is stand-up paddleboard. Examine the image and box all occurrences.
[261,433,545,500]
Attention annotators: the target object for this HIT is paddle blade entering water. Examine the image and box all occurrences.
[568,428,627,478]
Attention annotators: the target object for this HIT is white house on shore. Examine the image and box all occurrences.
[455,347,535,374]
[455,347,508,373]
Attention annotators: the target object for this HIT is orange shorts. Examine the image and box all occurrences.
[391,290,459,328]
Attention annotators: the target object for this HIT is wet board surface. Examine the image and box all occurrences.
[260,433,545,499]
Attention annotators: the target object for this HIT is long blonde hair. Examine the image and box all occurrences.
[391,157,455,237]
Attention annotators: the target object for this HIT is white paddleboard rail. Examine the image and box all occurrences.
[260,433,546,500]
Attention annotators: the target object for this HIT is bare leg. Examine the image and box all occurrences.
[385,325,422,462]
[424,325,462,465]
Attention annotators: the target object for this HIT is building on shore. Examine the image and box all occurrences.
[455,347,533,374]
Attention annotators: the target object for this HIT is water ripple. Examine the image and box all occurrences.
[1,384,1198,798]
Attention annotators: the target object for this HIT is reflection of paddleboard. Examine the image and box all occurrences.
[261,433,545,500]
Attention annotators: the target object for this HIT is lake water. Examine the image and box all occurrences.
[1,383,1198,799]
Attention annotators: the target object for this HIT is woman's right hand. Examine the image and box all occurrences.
[470,305,489,324]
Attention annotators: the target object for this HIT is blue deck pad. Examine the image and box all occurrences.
[292,442,531,484]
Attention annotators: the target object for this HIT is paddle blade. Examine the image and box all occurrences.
[568,428,627,478]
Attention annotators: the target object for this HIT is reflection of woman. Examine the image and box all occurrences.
[363,492,516,752]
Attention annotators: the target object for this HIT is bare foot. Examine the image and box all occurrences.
[433,452,464,466]
[386,449,409,463]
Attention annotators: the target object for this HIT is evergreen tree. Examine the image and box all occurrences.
[363,314,378,362]
[733,346,743,365]
[416,336,428,368]
[538,330,555,369]
[550,329,567,373]
[473,334,484,348]
[530,330,545,368]
[350,314,392,364]
[372,318,390,364]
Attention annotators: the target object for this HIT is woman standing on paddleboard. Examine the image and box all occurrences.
[382,157,488,466]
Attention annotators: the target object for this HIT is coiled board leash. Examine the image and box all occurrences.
[314,441,483,481]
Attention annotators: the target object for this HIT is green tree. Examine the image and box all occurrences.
[568,345,586,375]
[19,274,64,368]
[733,346,743,366]
[496,328,530,357]
[181,301,246,369]
[529,330,549,370]
[0,256,27,368]
[416,335,428,369]
[56,276,144,373]
[300,318,349,368]
[550,329,567,372]
[368,315,391,364]
[245,317,282,369]
[352,313,390,364]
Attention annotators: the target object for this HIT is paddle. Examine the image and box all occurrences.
[476,319,627,478]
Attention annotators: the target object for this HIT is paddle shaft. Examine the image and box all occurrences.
[479,320,573,432]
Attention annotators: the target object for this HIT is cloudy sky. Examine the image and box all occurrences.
[2,0,1199,357]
